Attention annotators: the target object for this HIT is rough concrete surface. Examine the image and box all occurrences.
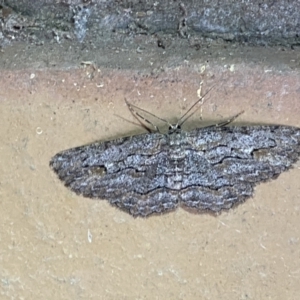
[1,0,300,47]
[1,1,300,299]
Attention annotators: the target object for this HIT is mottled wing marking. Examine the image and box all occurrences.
[50,125,300,217]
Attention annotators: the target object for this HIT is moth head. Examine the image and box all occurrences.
[168,123,182,134]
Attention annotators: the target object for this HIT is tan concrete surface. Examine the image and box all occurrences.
[1,57,300,299]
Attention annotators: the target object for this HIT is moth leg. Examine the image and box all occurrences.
[125,98,165,133]
[135,111,160,132]
[204,111,244,129]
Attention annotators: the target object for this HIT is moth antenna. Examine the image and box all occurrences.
[178,85,215,127]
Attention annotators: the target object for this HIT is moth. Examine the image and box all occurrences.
[50,96,300,217]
